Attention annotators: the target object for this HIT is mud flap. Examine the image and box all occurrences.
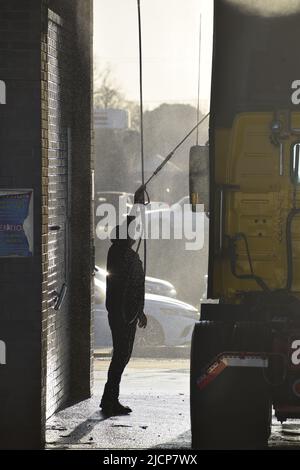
[190,321,272,449]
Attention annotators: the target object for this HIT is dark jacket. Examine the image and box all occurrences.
[106,239,145,325]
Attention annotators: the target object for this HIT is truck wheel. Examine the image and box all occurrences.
[190,321,272,449]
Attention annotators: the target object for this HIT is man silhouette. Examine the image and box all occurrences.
[100,194,147,416]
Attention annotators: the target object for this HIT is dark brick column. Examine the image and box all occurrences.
[0,0,44,449]
[0,0,93,449]
[69,0,94,402]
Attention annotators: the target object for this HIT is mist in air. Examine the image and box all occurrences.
[93,0,213,355]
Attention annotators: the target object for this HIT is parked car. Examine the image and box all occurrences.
[95,266,177,299]
[145,195,202,236]
[96,191,134,207]
[93,280,198,348]
[143,276,176,298]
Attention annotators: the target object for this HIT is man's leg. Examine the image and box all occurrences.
[101,318,136,412]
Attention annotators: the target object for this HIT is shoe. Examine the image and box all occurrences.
[100,402,115,417]
[100,400,132,416]
[113,401,132,415]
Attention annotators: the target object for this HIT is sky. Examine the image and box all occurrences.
[93,0,214,111]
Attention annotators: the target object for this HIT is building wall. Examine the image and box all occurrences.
[69,0,94,401]
[42,0,94,437]
[44,8,73,419]
[42,0,94,419]
[0,0,93,449]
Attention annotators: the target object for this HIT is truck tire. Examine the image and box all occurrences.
[190,321,272,449]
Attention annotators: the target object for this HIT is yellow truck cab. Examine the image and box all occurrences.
[190,0,300,449]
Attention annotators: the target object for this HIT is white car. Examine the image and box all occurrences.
[94,282,199,348]
[95,266,177,299]
[144,195,204,239]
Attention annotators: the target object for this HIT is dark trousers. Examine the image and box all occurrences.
[101,314,137,404]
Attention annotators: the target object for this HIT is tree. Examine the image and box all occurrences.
[94,65,141,130]
[94,67,124,109]
[144,103,207,167]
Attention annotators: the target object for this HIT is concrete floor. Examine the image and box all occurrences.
[46,358,191,450]
[46,358,300,450]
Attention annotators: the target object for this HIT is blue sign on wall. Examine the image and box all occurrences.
[0,191,33,257]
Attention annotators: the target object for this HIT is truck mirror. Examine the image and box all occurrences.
[189,145,209,213]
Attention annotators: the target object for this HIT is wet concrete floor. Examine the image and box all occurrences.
[46,358,300,450]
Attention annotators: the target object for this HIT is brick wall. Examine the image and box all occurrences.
[41,0,93,427]
[42,0,94,414]
[41,0,49,437]
[44,9,72,418]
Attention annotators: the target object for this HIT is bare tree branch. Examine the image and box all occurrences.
[94,66,124,109]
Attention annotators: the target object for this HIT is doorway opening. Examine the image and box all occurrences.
[46,0,213,450]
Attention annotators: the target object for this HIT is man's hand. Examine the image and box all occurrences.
[138,312,147,329]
